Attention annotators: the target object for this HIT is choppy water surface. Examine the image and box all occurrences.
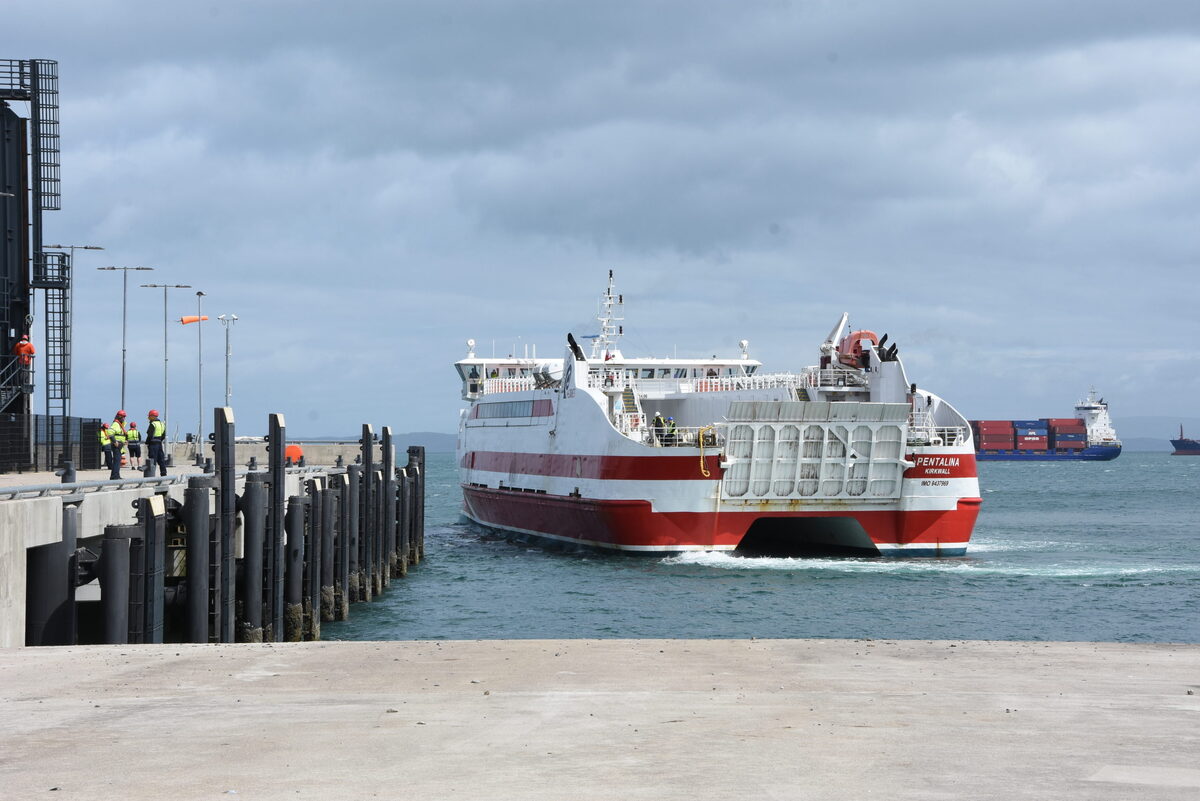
[326,452,1200,642]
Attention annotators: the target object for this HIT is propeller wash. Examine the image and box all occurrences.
[454,273,981,556]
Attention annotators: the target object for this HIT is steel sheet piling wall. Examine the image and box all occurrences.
[267,413,286,641]
[408,446,426,563]
[284,495,306,642]
[215,407,236,643]
[347,464,362,603]
[304,479,321,641]
[139,496,166,644]
[239,474,266,643]
[320,485,335,623]
[184,476,212,644]
[382,427,397,579]
[99,525,134,644]
[25,503,79,646]
[333,474,350,620]
[360,424,374,600]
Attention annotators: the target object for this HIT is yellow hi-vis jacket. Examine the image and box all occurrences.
[99,427,112,446]
[109,420,128,444]
[126,427,141,442]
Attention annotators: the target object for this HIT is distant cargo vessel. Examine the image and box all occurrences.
[971,388,1121,461]
[1170,426,1200,456]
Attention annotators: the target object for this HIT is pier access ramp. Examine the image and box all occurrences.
[720,401,909,501]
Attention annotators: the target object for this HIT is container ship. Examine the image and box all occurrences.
[1170,426,1200,455]
[970,388,1121,461]
[455,273,981,557]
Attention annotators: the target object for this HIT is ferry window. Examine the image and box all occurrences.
[674,369,687,378]
[507,368,516,377]
[746,365,758,375]
[641,369,654,379]
[658,369,671,378]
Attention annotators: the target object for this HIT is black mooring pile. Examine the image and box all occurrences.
[24,409,426,645]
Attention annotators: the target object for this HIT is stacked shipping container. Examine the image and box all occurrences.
[970,418,1089,451]
[1043,417,1087,450]
[973,420,1016,450]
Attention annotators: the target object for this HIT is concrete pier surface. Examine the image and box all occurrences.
[1,639,1197,799]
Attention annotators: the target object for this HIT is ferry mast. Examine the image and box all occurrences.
[589,270,624,361]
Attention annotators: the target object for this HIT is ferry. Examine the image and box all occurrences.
[455,273,981,557]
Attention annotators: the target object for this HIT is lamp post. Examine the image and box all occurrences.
[217,314,238,407]
[196,291,206,447]
[96,265,154,409]
[141,283,191,449]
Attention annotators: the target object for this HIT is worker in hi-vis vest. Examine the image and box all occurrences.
[99,423,120,480]
[125,421,143,469]
[109,410,129,468]
[146,409,168,476]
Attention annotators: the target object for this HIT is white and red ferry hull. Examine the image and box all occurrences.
[458,388,981,557]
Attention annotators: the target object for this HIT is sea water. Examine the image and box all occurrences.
[324,452,1200,642]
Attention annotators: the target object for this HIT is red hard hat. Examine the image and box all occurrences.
[129,422,136,428]
[19,334,28,340]
[116,410,126,417]
[148,409,159,417]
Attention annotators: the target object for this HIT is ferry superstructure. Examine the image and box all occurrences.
[455,274,981,557]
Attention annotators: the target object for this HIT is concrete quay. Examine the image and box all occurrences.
[1,638,1197,800]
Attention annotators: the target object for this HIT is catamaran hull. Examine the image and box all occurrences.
[461,483,980,557]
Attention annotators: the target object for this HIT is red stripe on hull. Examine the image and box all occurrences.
[462,486,981,552]
[463,451,724,481]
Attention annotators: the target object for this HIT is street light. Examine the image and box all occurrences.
[195,291,206,447]
[96,265,154,409]
[217,314,238,407]
[141,282,191,447]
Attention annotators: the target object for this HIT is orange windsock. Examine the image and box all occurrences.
[179,315,209,325]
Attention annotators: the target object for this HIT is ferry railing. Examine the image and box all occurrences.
[906,415,969,447]
[806,368,869,389]
[589,372,813,395]
[480,376,537,395]
[613,415,726,448]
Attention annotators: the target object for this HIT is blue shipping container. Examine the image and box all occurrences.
[1011,420,1044,427]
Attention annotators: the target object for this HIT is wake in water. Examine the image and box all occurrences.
[660,550,1200,579]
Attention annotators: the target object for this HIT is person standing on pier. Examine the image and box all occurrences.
[125,422,143,469]
[110,410,129,468]
[146,410,168,476]
[99,423,120,480]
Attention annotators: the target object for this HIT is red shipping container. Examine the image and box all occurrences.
[1016,442,1048,450]
[978,434,1014,442]
[1056,441,1086,449]
[975,424,1015,433]
[973,420,1016,428]
[1044,418,1082,426]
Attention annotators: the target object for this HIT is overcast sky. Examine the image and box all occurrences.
[8,0,1199,436]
